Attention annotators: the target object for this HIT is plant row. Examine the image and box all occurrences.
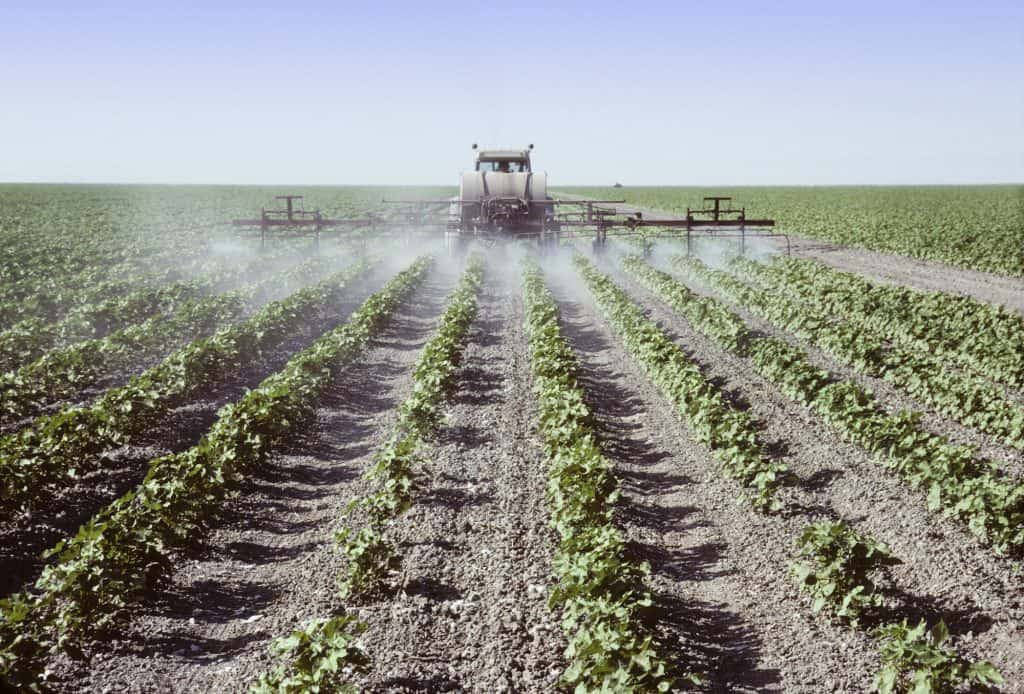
[0,246,314,374]
[740,255,1024,390]
[623,255,1024,553]
[523,255,676,692]
[700,257,1024,450]
[0,254,337,425]
[576,254,786,511]
[0,257,432,689]
[336,253,484,599]
[791,520,1002,692]
[0,241,220,331]
[0,259,373,519]
[622,253,1007,689]
[254,256,484,694]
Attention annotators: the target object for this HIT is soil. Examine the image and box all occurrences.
[350,261,561,693]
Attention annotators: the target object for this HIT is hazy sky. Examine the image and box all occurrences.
[1,1,1021,185]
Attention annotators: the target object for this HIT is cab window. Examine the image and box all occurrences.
[478,160,525,172]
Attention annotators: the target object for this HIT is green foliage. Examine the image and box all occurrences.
[251,614,369,694]
[335,525,400,599]
[746,255,1024,388]
[0,251,329,423]
[723,255,1024,450]
[873,620,1003,693]
[790,521,901,626]
[522,256,679,692]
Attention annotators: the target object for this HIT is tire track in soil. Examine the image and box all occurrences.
[602,263,1024,690]
[654,260,1024,480]
[0,261,397,599]
[44,265,459,694]
[547,273,876,693]
[353,265,562,693]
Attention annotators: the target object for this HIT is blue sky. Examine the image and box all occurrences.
[1,1,1021,184]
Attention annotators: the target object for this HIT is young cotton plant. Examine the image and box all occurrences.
[251,614,369,694]
[790,520,901,627]
[873,619,1002,693]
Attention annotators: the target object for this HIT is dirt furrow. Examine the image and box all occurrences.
[602,262,1024,689]
[547,272,878,692]
[354,262,561,693]
[43,265,459,693]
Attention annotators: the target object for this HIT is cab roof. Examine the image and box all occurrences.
[476,149,531,160]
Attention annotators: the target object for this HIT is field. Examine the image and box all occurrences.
[1,184,1023,693]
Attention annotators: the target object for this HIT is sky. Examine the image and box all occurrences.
[0,1,1021,185]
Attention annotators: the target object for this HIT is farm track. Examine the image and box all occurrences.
[779,238,1024,316]
[656,259,1024,480]
[352,261,560,692]
[0,260,398,599]
[46,263,460,693]
[602,260,1024,689]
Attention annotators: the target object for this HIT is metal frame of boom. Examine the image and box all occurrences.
[232,194,788,255]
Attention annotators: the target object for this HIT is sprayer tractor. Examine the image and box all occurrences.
[231,145,788,256]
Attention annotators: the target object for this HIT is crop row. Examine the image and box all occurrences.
[738,255,1024,390]
[0,259,372,518]
[791,520,1001,692]
[522,256,675,692]
[0,257,432,689]
[674,255,1024,450]
[0,254,337,425]
[0,241,222,331]
[336,253,484,598]
[618,254,1010,687]
[574,254,786,511]
[256,256,484,692]
[0,246,313,374]
[621,255,1024,553]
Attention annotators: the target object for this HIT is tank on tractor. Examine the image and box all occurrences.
[448,144,557,245]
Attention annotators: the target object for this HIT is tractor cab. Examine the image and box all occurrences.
[473,145,533,174]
